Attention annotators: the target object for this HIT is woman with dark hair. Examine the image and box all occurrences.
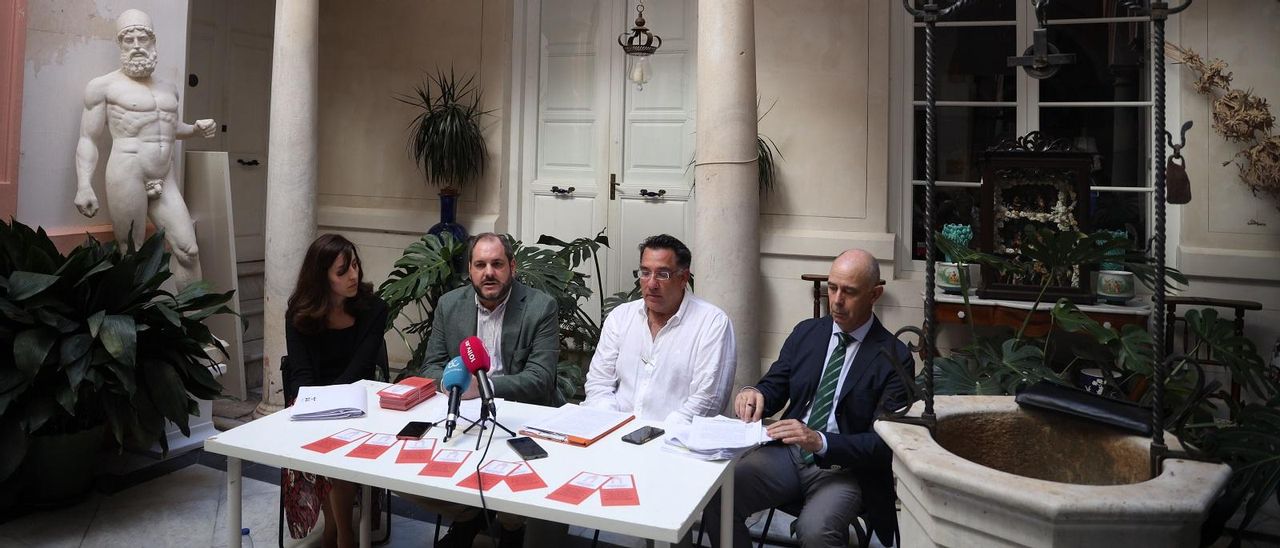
[281,233,388,548]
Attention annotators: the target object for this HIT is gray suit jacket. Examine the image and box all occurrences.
[420,282,563,406]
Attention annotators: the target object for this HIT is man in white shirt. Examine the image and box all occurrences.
[583,234,737,423]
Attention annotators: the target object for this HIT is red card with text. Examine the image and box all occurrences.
[546,472,609,504]
[457,460,519,491]
[302,428,370,453]
[419,448,472,477]
[346,433,399,459]
[396,438,437,464]
[504,462,548,492]
[599,474,640,506]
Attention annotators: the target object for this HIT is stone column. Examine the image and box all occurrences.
[694,0,760,390]
[256,0,319,416]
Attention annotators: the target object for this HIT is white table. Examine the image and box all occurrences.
[204,380,735,547]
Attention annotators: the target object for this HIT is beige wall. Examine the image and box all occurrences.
[316,0,510,244]
[752,0,895,374]
[315,1,512,366]
[1173,0,1280,366]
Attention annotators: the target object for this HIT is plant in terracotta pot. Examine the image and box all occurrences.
[0,220,235,507]
[397,68,492,241]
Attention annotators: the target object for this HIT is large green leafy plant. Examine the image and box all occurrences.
[378,231,618,400]
[0,220,235,483]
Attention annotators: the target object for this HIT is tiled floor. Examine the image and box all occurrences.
[3,450,1276,547]
[0,455,819,548]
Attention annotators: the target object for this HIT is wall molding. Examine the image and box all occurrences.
[760,228,895,261]
[1,0,26,219]
[317,204,499,237]
[1178,245,1280,282]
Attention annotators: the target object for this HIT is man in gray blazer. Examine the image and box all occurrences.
[413,232,561,548]
[420,233,563,407]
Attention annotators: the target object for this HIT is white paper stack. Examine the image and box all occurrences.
[289,384,368,420]
[663,416,772,460]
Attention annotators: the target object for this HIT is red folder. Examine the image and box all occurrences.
[419,449,472,477]
[504,462,548,492]
[547,472,609,505]
[396,438,437,464]
[346,433,399,459]
[302,429,370,453]
[599,474,640,506]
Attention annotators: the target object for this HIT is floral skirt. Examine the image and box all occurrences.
[281,469,385,539]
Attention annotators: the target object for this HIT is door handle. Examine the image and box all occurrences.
[236,158,260,166]
[639,189,666,198]
[610,173,618,200]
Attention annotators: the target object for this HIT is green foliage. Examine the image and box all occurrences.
[397,68,491,189]
[0,220,236,482]
[932,338,1063,396]
[1199,400,1280,544]
[378,230,621,399]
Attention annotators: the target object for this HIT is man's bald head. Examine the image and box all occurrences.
[827,249,883,332]
[833,249,880,287]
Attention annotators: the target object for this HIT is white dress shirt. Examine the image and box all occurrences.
[805,316,874,456]
[583,293,736,424]
[475,292,511,376]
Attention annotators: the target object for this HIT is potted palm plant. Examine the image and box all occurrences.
[397,69,491,242]
[0,220,235,508]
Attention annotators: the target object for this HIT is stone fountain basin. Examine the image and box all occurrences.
[874,396,1231,547]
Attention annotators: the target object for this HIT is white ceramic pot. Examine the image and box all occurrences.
[937,262,972,294]
[1096,270,1136,304]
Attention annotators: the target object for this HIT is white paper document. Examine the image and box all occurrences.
[520,404,634,444]
[290,384,368,420]
[664,416,773,460]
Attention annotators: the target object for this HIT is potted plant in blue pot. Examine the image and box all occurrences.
[398,69,491,242]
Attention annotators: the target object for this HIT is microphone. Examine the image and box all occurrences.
[459,336,495,416]
[441,356,470,442]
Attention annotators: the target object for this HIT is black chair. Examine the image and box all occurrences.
[1164,296,1263,415]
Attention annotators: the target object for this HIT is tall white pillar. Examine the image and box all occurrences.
[694,0,760,389]
[256,0,319,416]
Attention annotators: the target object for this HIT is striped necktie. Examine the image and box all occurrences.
[802,332,854,464]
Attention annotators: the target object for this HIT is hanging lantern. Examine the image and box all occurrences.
[618,1,662,90]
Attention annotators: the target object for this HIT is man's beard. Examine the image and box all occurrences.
[120,48,158,78]
[473,277,514,305]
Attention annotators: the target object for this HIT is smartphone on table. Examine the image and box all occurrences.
[396,421,433,440]
[621,426,665,445]
[507,436,548,460]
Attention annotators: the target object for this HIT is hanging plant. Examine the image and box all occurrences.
[1166,43,1280,210]
[396,69,492,193]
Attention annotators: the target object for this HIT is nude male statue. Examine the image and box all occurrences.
[74,9,215,288]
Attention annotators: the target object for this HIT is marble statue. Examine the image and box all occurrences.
[74,9,215,288]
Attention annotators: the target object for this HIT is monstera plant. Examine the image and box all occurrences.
[0,220,235,503]
[378,230,614,401]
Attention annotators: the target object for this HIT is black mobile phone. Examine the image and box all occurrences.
[507,436,548,460]
[396,421,432,440]
[622,426,665,445]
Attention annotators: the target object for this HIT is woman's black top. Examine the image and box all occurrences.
[283,296,389,402]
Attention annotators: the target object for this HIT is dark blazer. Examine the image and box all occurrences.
[753,315,910,545]
[420,282,563,406]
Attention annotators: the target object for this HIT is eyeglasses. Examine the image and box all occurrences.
[633,268,684,281]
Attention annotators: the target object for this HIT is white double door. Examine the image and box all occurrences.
[520,0,698,301]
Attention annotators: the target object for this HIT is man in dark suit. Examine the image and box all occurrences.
[412,232,561,548]
[420,233,562,407]
[706,249,909,548]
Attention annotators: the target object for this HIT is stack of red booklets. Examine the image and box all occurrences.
[377,377,436,411]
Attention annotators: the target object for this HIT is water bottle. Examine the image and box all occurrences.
[239,527,255,548]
